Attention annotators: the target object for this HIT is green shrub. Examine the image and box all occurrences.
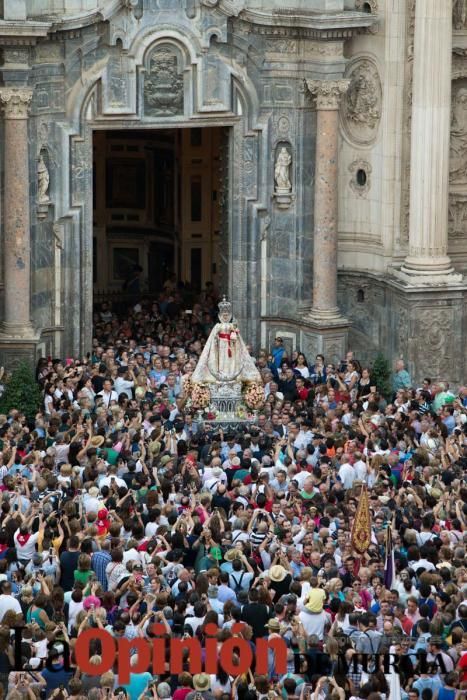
[0,361,42,421]
[371,353,392,400]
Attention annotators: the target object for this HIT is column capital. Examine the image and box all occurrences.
[0,87,33,119]
[305,79,350,110]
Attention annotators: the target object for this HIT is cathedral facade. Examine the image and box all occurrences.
[0,0,466,383]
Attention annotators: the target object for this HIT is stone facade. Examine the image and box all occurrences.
[0,0,466,383]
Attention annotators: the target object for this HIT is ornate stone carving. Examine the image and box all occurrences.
[276,115,290,136]
[396,305,409,357]
[448,195,467,237]
[453,0,467,29]
[53,223,64,250]
[400,0,416,244]
[201,0,245,15]
[355,0,379,34]
[450,82,467,184]
[3,48,29,66]
[144,46,184,117]
[305,79,350,110]
[260,215,271,242]
[37,155,50,205]
[341,59,381,144]
[348,159,372,197]
[306,42,342,58]
[413,308,454,378]
[0,88,33,119]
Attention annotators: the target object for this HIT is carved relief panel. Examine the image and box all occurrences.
[143,44,184,117]
[450,79,467,185]
[453,0,467,30]
[449,77,467,240]
[341,58,382,145]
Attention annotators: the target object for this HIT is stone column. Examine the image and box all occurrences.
[306,79,349,320]
[401,0,460,280]
[0,87,35,338]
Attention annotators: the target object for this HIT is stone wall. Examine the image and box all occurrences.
[1,0,466,384]
[19,1,373,360]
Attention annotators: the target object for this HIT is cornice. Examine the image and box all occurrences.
[28,0,122,34]
[238,9,377,37]
[0,20,51,44]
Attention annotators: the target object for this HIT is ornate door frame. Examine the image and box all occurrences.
[56,28,264,358]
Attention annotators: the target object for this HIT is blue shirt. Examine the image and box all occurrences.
[41,664,73,694]
[413,676,442,695]
[443,415,456,435]
[271,346,286,369]
[392,369,412,392]
[124,672,153,700]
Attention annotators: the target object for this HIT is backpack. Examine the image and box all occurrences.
[231,571,245,595]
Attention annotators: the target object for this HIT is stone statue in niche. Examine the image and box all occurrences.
[450,86,467,184]
[274,147,292,193]
[37,154,50,204]
[144,47,184,117]
[453,0,467,29]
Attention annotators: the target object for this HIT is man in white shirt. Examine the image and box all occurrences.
[0,582,22,621]
[114,368,135,399]
[83,485,102,513]
[14,513,43,564]
[97,379,119,408]
[353,452,367,482]
[338,458,356,490]
[204,466,227,492]
[98,467,127,490]
[294,422,314,450]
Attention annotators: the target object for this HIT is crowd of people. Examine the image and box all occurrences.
[0,289,465,700]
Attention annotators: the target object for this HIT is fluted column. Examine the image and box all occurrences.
[401,0,457,277]
[306,79,349,320]
[0,87,35,337]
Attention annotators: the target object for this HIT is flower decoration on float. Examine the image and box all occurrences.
[243,382,265,410]
[191,383,211,409]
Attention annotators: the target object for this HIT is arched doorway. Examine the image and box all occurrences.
[92,126,226,298]
[58,30,262,358]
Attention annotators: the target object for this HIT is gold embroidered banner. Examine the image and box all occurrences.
[351,485,372,555]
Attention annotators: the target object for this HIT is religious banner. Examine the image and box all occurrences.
[350,484,371,554]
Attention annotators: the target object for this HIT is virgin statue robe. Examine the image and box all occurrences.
[191,321,261,384]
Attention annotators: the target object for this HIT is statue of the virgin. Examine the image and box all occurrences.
[191,297,261,384]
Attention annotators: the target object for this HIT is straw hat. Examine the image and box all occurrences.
[266,618,281,632]
[90,435,105,448]
[269,565,288,582]
[193,674,211,692]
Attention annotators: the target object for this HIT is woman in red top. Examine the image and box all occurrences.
[172,672,194,700]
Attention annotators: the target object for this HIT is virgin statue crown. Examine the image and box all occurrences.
[218,296,232,320]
